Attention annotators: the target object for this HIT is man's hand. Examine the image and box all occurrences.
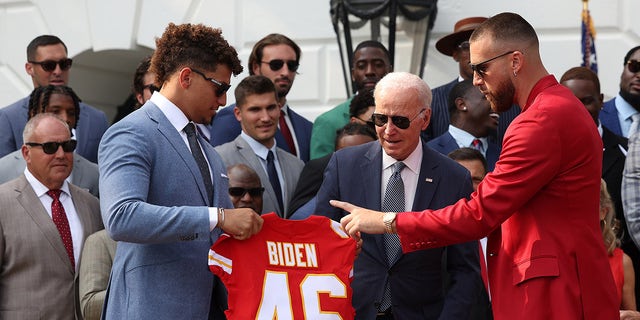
[330,200,387,240]
[220,208,263,240]
[620,310,640,320]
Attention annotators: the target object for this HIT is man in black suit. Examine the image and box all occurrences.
[560,66,640,306]
[316,72,481,319]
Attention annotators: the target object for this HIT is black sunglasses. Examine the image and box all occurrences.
[28,58,73,72]
[627,59,640,73]
[469,51,515,78]
[458,41,470,50]
[25,140,77,154]
[371,109,426,130]
[190,68,231,97]
[143,84,160,93]
[228,187,265,198]
[261,59,299,72]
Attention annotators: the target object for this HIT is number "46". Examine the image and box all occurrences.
[255,271,349,319]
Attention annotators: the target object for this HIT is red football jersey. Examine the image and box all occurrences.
[209,213,356,319]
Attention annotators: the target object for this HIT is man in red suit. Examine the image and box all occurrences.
[332,12,618,319]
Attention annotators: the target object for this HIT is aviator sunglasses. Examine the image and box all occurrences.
[469,51,515,78]
[228,187,265,198]
[190,68,231,97]
[25,140,77,154]
[371,109,426,130]
[261,59,299,72]
[28,58,73,72]
[627,59,640,74]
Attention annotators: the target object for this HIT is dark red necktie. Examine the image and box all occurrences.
[47,189,75,270]
[279,110,296,156]
[478,242,489,296]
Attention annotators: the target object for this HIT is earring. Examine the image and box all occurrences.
[463,107,467,111]
[513,71,517,77]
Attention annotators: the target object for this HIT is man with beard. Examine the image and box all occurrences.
[600,46,640,138]
[310,40,391,160]
[210,34,313,162]
[427,80,500,171]
[424,17,519,145]
[331,12,618,319]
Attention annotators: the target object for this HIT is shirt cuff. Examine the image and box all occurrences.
[209,207,219,231]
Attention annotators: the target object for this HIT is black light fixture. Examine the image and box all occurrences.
[330,0,438,96]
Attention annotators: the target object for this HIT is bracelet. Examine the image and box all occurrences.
[217,208,225,228]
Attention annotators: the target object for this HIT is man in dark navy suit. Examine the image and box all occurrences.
[316,72,481,319]
[210,34,312,162]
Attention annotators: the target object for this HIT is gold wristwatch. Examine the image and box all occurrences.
[383,212,397,234]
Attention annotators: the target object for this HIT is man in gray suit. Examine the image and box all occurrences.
[0,85,99,197]
[215,75,304,216]
[0,113,103,319]
[99,23,263,319]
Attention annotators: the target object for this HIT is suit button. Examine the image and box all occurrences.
[488,253,496,257]
[410,243,416,249]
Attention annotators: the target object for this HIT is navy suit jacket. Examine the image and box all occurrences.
[99,101,232,319]
[427,132,500,171]
[0,96,109,163]
[423,78,520,145]
[315,141,482,319]
[600,99,623,136]
[209,104,313,162]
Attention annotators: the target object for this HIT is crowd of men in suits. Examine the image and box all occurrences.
[1,12,640,320]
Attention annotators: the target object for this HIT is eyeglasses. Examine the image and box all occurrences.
[469,51,515,78]
[261,60,299,72]
[190,68,231,96]
[371,108,426,129]
[28,58,73,72]
[228,187,265,198]
[143,84,160,93]
[356,116,376,130]
[25,140,77,154]
[627,59,640,73]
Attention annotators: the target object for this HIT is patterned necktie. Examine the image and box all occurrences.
[47,189,75,270]
[472,138,483,152]
[267,150,284,213]
[279,110,296,156]
[629,114,640,139]
[184,123,213,203]
[380,161,405,312]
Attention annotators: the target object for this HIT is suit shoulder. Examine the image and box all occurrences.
[277,148,304,167]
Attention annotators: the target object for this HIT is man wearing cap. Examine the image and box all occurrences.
[423,17,520,145]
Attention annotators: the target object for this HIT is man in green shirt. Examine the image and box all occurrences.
[309,40,391,159]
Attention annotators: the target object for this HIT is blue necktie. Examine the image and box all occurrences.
[267,150,284,213]
[380,161,405,312]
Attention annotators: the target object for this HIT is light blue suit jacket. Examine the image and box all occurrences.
[0,96,109,163]
[99,101,232,319]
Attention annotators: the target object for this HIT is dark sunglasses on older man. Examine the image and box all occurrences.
[627,60,640,74]
[25,140,77,154]
[28,58,73,72]
[228,187,265,198]
[261,59,299,72]
[371,109,426,130]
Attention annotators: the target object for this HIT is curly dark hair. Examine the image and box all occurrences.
[28,85,81,128]
[150,23,243,85]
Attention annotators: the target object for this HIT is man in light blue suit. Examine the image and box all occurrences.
[427,80,500,171]
[0,35,109,163]
[316,72,482,319]
[210,34,312,162]
[99,23,263,320]
[599,46,640,138]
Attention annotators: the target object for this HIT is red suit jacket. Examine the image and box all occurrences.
[397,76,618,319]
